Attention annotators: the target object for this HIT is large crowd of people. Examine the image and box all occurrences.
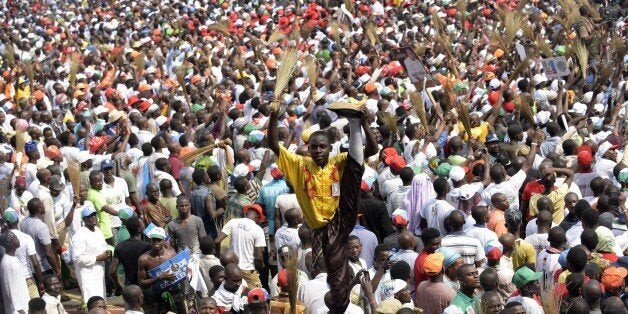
[0,0,627,313]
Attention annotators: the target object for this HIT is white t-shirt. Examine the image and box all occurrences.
[153,170,181,196]
[525,233,550,257]
[481,170,527,210]
[275,194,301,226]
[222,218,266,271]
[465,226,499,249]
[1,255,31,313]
[421,199,456,236]
[536,249,562,291]
[102,176,130,228]
[274,226,301,270]
[11,229,37,279]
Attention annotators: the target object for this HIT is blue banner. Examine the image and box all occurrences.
[148,248,191,293]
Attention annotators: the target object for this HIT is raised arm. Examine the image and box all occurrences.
[267,108,281,156]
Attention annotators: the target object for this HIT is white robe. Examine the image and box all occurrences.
[1,255,30,313]
[72,226,108,302]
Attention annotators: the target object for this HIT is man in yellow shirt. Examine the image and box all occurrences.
[268,104,377,313]
[528,167,573,224]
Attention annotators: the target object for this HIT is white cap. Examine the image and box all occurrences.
[155,115,168,127]
[532,74,548,86]
[489,78,501,90]
[535,110,551,124]
[232,163,252,177]
[569,102,587,115]
[449,166,466,182]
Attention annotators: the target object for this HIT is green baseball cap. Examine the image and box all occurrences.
[512,266,542,288]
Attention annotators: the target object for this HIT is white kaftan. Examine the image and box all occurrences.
[72,226,108,302]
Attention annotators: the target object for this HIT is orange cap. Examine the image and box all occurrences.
[33,90,45,101]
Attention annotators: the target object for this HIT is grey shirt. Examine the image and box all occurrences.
[20,216,52,271]
[166,215,207,255]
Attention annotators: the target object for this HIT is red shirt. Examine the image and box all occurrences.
[522,180,545,202]
[168,155,183,181]
[413,250,429,289]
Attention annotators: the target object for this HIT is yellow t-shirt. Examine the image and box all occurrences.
[528,184,569,224]
[459,121,490,142]
[276,145,347,229]
[512,238,536,270]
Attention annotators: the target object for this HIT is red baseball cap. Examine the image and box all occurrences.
[385,155,406,172]
[381,147,398,160]
[247,288,269,304]
[270,167,284,179]
[243,204,266,223]
[577,150,593,167]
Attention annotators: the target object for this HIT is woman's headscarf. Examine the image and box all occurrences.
[403,173,436,235]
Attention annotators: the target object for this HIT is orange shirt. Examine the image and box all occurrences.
[487,209,508,236]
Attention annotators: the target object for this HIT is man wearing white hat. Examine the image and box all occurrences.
[72,206,111,303]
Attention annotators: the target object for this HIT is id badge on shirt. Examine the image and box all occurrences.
[331,182,340,197]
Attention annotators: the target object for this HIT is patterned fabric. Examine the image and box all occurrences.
[225,193,252,224]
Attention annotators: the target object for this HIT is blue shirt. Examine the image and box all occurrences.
[257,179,290,234]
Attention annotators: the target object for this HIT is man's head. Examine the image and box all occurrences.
[446,210,466,232]
[122,285,144,310]
[145,183,160,202]
[564,192,578,212]
[480,267,499,292]
[28,298,47,314]
[197,297,218,314]
[224,263,243,292]
[87,296,106,311]
[513,266,541,297]
[420,228,441,253]
[548,226,567,250]
[580,228,599,252]
[567,246,588,273]
[471,206,489,225]
[89,170,104,191]
[199,236,215,256]
[176,195,191,218]
[536,196,553,213]
[220,250,240,266]
[499,233,516,255]
[481,291,503,314]
[347,235,362,263]
[582,279,602,309]
[284,208,302,227]
[457,264,480,290]
[209,265,225,291]
[373,244,391,270]
[277,245,297,268]
[308,131,331,167]
[433,177,450,197]
[27,198,45,217]
[491,193,509,211]
[44,275,62,297]
[398,230,415,250]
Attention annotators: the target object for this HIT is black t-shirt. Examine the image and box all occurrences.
[114,239,151,285]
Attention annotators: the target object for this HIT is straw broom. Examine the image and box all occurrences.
[457,0,467,26]
[68,52,80,89]
[365,21,379,46]
[16,128,26,154]
[574,41,589,79]
[507,58,530,84]
[330,20,341,44]
[382,113,398,138]
[67,159,81,195]
[541,286,562,314]
[207,22,231,36]
[535,35,554,58]
[431,11,445,34]
[175,66,191,105]
[134,52,145,81]
[5,44,15,65]
[266,29,285,46]
[410,92,429,129]
[576,0,600,18]
[503,12,526,50]
[344,0,355,14]
[182,139,232,166]
[286,256,299,314]
[269,48,298,111]
[305,55,318,88]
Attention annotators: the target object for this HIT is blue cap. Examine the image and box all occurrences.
[486,133,500,143]
[438,247,462,269]
[100,160,115,170]
[81,207,97,218]
[558,249,570,269]
[2,209,19,224]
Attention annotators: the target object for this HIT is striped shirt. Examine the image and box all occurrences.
[386,185,410,217]
[441,231,486,265]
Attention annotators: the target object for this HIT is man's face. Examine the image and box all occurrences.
[15,183,25,196]
[482,295,503,314]
[177,198,191,217]
[83,214,98,228]
[147,185,160,202]
[470,114,481,128]
[151,238,164,251]
[459,267,480,289]
[90,173,103,190]
[50,187,62,197]
[374,250,391,269]
[224,271,243,291]
[103,167,114,179]
[565,195,578,211]
[198,299,218,314]
[426,237,442,253]
[308,134,331,167]
[45,276,62,297]
[211,270,225,288]
[348,239,362,262]
[494,195,510,210]
[91,300,107,310]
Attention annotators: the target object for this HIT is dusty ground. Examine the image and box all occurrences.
[62,288,125,314]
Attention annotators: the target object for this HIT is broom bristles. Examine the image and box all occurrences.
[273,48,298,104]
[207,22,230,36]
[503,12,526,49]
[181,144,217,166]
[382,113,398,136]
[517,94,536,125]
[16,129,26,154]
[535,35,554,58]
[409,92,429,130]
[266,29,285,46]
[67,159,81,195]
[175,66,190,103]
[286,256,299,314]
[431,11,445,33]
[68,52,80,89]
[541,285,562,314]
[330,20,341,44]
[344,0,355,14]
[575,41,589,79]
[365,21,379,46]
[134,53,145,80]
[5,44,15,65]
[507,58,530,84]
[305,55,318,88]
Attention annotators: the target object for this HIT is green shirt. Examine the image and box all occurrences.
[448,290,479,314]
[87,188,113,239]
[161,196,178,220]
